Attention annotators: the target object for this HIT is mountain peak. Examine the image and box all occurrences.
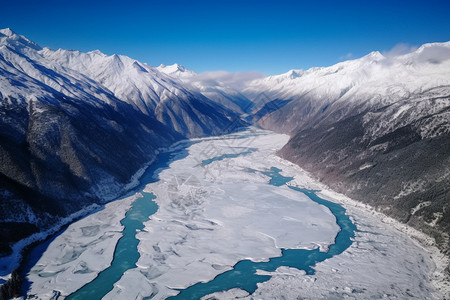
[88,49,106,56]
[0,28,15,37]
[0,28,42,51]
[364,51,384,61]
[288,69,303,79]
[158,63,186,73]
[157,63,196,78]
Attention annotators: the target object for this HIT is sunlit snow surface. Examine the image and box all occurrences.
[26,128,444,299]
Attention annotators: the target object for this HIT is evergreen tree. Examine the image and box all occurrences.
[0,269,23,300]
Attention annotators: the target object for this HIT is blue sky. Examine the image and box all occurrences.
[1,0,450,74]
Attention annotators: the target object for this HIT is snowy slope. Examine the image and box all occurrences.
[245,43,450,132]
[0,30,119,107]
[39,50,191,113]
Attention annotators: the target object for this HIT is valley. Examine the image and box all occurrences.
[0,27,449,299]
[24,129,446,299]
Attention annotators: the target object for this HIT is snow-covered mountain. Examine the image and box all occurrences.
[245,44,450,132]
[38,48,241,138]
[0,28,243,257]
[243,43,450,251]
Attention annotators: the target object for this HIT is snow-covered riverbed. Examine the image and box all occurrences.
[25,128,447,299]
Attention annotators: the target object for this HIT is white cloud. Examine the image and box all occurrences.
[339,53,353,61]
[382,43,418,58]
[194,70,266,90]
[381,42,450,65]
[415,44,450,64]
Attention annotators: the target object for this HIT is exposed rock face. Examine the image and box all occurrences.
[244,44,450,253]
[0,91,179,256]
[278,96,450,251]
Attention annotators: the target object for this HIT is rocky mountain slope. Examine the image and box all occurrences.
[244,42,450,253]
[0,28,242,259]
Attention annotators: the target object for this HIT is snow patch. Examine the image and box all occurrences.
[411,201,432,215]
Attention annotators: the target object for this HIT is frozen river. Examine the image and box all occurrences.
[24,128,445,299]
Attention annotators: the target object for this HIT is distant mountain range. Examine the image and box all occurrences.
[0,28,449,264]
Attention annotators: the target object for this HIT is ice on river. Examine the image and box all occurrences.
[104,129,340,299]
[205,191,447,299]
[25,128,446,299]
[25,195,136,299]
